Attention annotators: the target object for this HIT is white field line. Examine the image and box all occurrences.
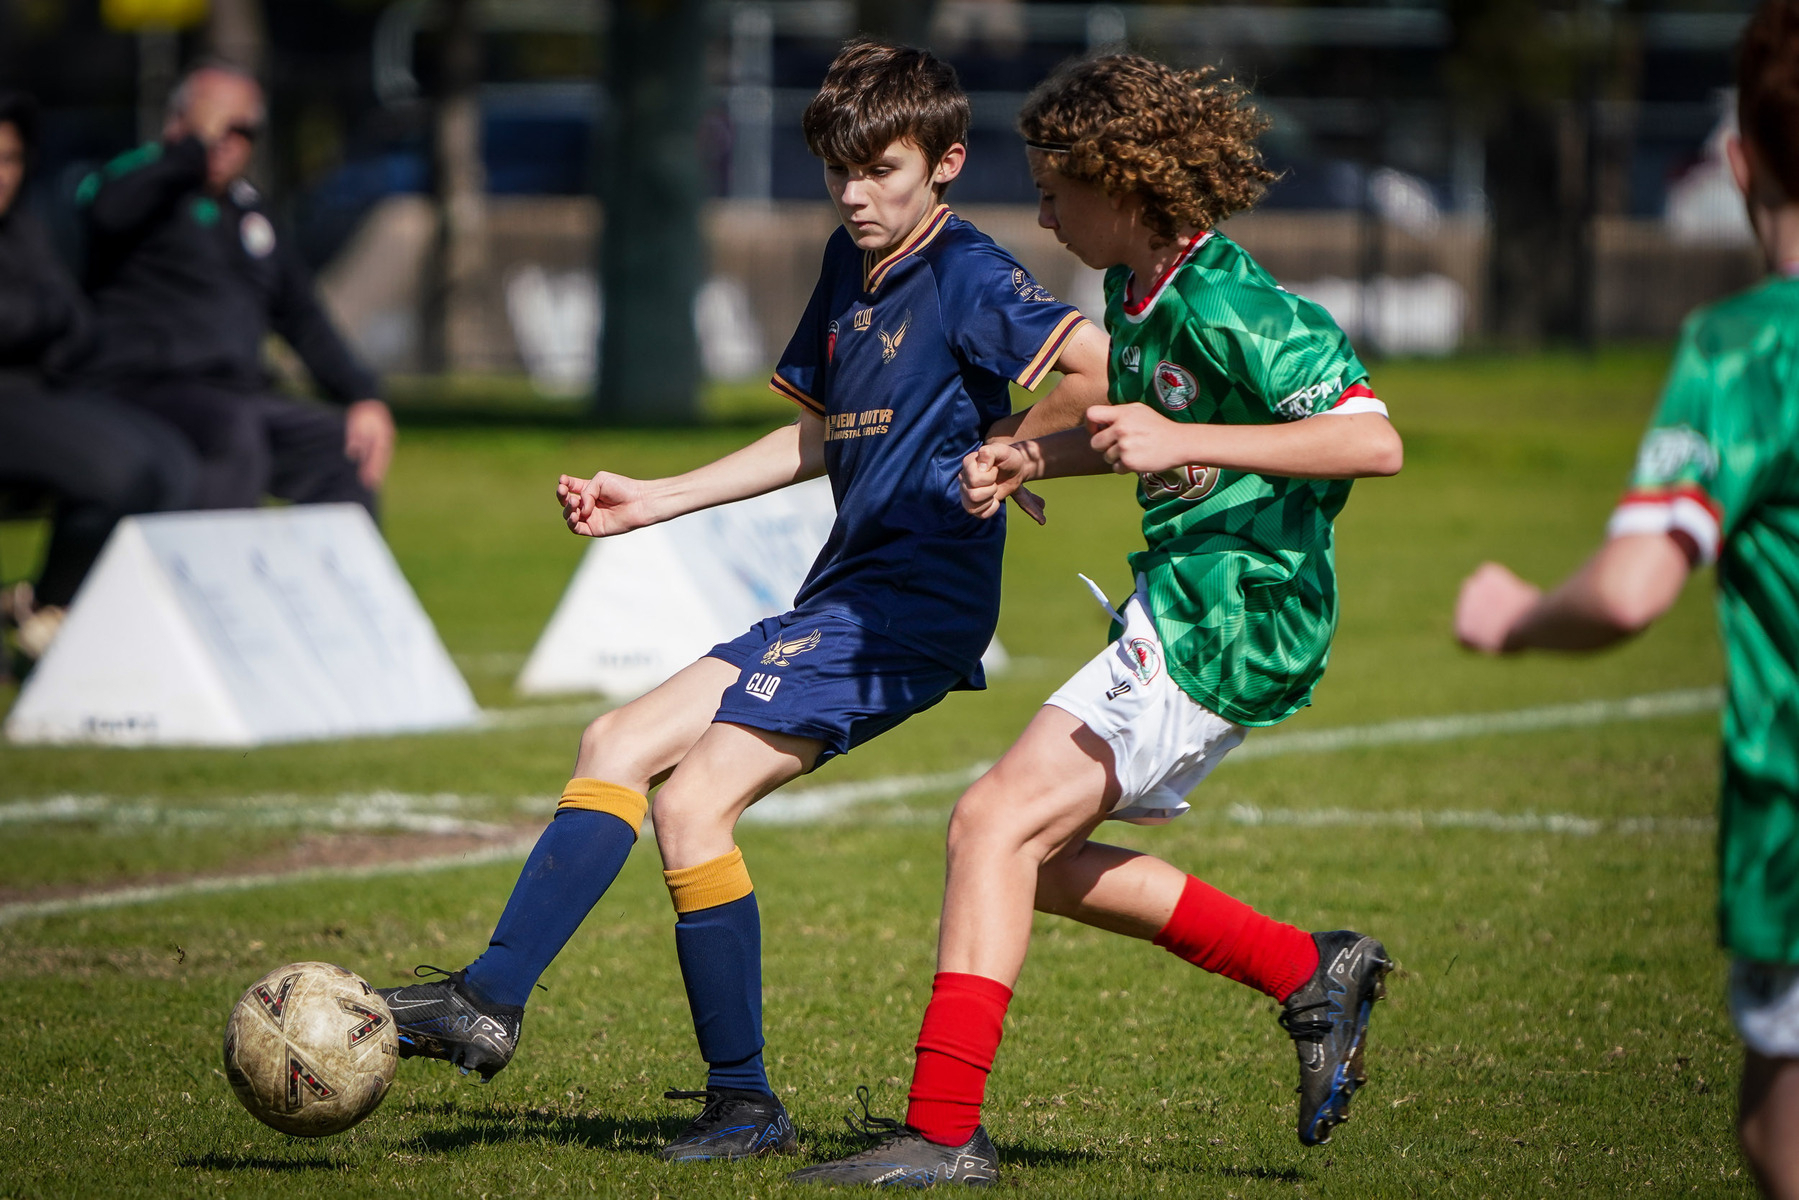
[0,836,541,926]
[0,686,1720,925]
[1224,803,1711,836]
[0,791,519,837]
[1228,686,1721,761]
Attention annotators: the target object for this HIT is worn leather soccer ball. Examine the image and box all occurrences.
[222,961,398,1137]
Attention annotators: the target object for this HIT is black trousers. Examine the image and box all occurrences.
[119,381,376,517]
[0,385,200,606]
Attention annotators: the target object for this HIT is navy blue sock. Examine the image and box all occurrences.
[674,892,770,1094]
[462,808,636,1008]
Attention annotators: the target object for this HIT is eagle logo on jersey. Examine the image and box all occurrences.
[1153,361,1196,410]
[1141,464,1222,503]
[879,311,912,364]
[761,629,822,666]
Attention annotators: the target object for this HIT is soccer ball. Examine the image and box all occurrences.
[222,961,398,1137]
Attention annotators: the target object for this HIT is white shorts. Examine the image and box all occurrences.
[1045,580,1247,824]
[1731,959,1799,1058]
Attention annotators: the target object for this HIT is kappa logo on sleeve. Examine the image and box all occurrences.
[1276,376,1344,421]
[1633,426,1717,485]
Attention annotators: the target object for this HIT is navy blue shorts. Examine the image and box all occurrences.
[707,612,974,765]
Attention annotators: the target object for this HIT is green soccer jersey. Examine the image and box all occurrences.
[1103,232,1382,726]
[1609,272,1799,963]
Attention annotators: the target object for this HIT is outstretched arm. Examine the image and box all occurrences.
[962,402,1402,519]
[1085,404,1402,481]
[559,412,826,537]
[1454,533,1693,653]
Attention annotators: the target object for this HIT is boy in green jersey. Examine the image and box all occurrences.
[792,56,1404,1187]
[1455,3,1799,1191]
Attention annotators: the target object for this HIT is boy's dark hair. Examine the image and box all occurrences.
[1738,0,1799,200]
[802,39,970,175]
[0,91,39,153]
[1018,55,1276,240]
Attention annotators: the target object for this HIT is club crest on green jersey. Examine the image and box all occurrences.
[1153,361,1196,410]
[1141,464,1221,503]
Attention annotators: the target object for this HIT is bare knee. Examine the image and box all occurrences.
[947,779,1030,863]
[575,706,666,790]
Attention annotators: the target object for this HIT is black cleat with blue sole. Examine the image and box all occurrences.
[1279,930,1393,1146]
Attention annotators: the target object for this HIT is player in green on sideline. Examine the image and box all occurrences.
[1456,2,1799,1192]
[792,55,1403,1187]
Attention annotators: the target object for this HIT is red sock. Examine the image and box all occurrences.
[904,972,1013,1147]
[1153,875,1319,1001]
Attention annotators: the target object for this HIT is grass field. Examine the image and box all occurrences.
[0,350,1752,1197]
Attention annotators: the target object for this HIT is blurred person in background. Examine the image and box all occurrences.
[0,90,198,665]
[1455,2,1799,1192]
[75,64,395,516]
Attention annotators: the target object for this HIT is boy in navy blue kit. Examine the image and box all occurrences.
[378,40,1108,1162]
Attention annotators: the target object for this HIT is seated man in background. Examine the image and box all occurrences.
[76,64,394,515]
[0,90,198,663]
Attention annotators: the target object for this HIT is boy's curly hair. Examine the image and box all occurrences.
[1018,55,1276,239]
[1738,0,1799,200]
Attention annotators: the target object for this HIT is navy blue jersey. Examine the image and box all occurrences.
[769,205,1090,678]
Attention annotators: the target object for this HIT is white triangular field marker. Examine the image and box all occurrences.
[5,505,478,746]
[518,478,1006,700]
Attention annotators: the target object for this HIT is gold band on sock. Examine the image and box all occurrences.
[558,778,649,837]
[663,847,753,913]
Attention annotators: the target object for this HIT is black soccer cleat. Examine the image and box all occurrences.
[660,1087,799,1162]
[788,1088,998,1188]
[376,964,522,1081]
[1279,930,1392,1146]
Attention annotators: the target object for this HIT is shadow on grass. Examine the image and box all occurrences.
[1218,1164,1309,1183]
[403,1108,678,1156]
[180,1152,344,1172]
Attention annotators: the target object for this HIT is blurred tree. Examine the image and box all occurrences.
[422,0,486,375]
[1445,0,1624,345]
[595,0,705,424]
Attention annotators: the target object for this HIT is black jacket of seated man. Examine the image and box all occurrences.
[76,132,387,515]
[0,98,199,610]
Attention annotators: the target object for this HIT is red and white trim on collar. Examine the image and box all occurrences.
[863,204,953,293]
[1119,231,1212,323]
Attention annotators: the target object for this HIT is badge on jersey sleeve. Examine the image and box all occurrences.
[1153,361,1196,410]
